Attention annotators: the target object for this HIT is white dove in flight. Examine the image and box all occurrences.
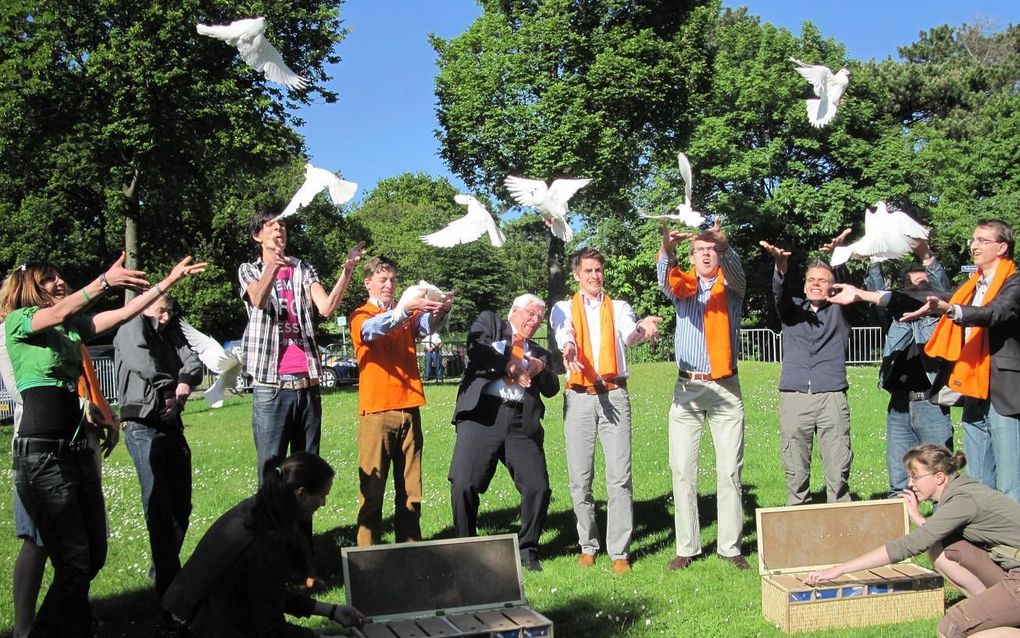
[638,152,706,227]
[272,163,358,221]
[790,57,851,128]
[504,176,591,241]
[830,201,929,267]
[421,194,505,248]
[179,318,242,409]
[196,17,309,91]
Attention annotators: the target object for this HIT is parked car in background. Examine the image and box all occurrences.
[319,344,358,389]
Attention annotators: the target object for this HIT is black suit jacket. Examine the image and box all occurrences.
[957,273,1020,416]
[892,273,1020,416]
[453,310,559,435]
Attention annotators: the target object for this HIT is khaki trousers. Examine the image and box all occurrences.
[356,408,423,546]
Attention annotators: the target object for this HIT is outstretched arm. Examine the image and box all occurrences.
[90,257,207,336]
[311,241,366,317]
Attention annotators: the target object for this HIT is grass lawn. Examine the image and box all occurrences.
[0,361,962,637]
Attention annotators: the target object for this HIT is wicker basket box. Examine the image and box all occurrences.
[755,499,944,633]
[341,534,553,638]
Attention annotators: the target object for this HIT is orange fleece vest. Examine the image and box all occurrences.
[350,302,426,415]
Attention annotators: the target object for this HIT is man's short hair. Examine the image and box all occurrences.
[805,260,835,279]
[899,263,928,289]
[511,293,545,310]
[247,202,286,238]
[362,256,397,279]
[570,247,605,272]
[976,219,1015,259]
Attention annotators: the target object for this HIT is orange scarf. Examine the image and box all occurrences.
[669,266,733,379]
[569,292,619,387]
[78,346,116,427]
[925,259,1015,399]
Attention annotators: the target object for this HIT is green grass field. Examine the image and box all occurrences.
[0,361,961,637]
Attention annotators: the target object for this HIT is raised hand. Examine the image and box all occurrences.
[758,240,791,274]
[701,217,728,250]
[103,252,149,290]
[343,241,367,272]
[820,228,852,254]
[167,256,209,285]
[899,295,949,322]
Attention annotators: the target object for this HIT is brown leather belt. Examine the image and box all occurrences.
[567,379,627,395]
[678,370,732,382]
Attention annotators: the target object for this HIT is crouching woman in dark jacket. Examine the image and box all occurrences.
[162,452,364,637]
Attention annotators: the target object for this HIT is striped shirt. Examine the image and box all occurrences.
[656,248,746,373]
[238,257,322,384]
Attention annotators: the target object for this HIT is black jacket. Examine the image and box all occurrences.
[453,310,559,435]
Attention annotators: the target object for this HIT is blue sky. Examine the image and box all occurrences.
[293,1,1020,201]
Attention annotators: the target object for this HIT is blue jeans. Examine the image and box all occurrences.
[123,421,192,596]
[885,394,953,497]
[252,385,321,483]
[963,398,1020,502]
[425,350,444,381]
[13,443,106,638]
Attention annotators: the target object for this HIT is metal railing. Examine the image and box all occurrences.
[738,326,883,364]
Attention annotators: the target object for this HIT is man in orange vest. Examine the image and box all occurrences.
[350,257,453,545]
[550,248,661,574]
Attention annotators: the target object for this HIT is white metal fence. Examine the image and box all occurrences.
[739,326,884,364]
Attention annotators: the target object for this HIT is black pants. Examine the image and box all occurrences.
[448,398,551,561]
[13,442,106,638]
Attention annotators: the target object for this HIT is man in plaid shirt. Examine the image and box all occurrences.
[238,206,364,483]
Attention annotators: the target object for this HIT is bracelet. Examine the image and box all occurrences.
[99,274,110,291]
[154,282,164,296]
[82,288,91,302]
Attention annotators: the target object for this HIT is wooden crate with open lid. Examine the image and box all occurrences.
[755,498,944,633]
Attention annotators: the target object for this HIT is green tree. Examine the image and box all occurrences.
[0,0,347,336]
[431,0,719,310]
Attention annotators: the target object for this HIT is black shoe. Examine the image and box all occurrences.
[522,558,543,572]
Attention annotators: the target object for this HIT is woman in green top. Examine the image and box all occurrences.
[805,444,1020,638]
[0,252,205,638]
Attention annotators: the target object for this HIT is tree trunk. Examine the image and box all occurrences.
[122,169,140,302]
[546,237,567,374]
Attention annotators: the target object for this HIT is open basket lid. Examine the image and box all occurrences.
[755,499,910,575]
[341,534,526,622]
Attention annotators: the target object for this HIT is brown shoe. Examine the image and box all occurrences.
[667,555,696,570]
[612,559,631,574]
[719,553,751,570]
[577,553,596,568]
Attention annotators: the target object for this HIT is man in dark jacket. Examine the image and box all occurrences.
[760,239,852,506]
[448,294,560,572]
[114,295,203,595]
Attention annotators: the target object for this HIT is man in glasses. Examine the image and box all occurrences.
[657,220,749,571]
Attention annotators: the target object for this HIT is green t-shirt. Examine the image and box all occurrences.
[5,306,94,392]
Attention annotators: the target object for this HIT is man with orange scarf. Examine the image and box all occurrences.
[550,248,662,574]
[656,220,749,571]
[900,220,1020,501]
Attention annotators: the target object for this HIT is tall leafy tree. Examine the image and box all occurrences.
[431,0,719,309]
[0,0,347,335]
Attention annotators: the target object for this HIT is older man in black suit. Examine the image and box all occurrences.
[448,294,560,571]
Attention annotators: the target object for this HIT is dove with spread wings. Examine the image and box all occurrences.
[420,194,505,248]
[638,151,707,227]
[790,57,851,128]
[504,176,591,241]
[179,319,242,409]
[197,17,308,91]
[272,163,358,222]
[830,201,929,267]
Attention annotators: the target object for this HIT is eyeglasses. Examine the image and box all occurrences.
[691,246,717,254]
[970,237,1001,246]
[908,472,936,481]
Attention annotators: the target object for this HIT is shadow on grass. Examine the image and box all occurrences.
[90,586,162,638]
[542,592,657,637]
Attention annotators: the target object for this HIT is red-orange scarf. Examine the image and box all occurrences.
[569,292,619,387]
[925,259,1015,399]
[78,346,115,427]
[668,266,733,379]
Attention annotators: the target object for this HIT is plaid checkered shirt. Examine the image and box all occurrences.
[238,257,323,384]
